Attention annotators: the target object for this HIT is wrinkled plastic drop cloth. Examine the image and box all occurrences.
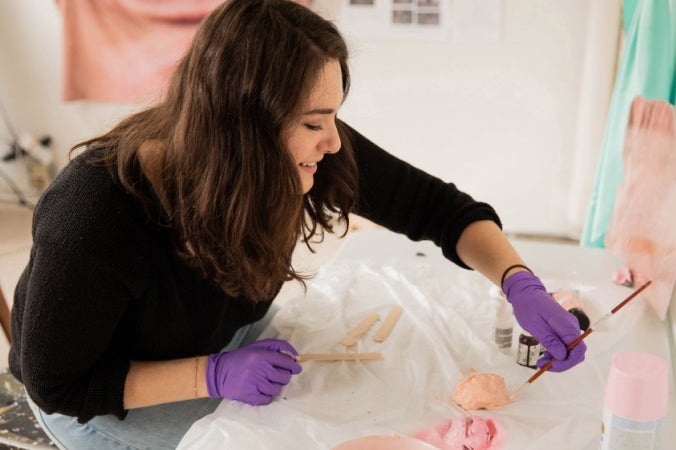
[177,258,638,450]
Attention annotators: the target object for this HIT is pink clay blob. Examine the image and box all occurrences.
[414,416,498,450]
[452,373,511,410]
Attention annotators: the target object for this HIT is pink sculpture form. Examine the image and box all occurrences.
[605,96,676,319]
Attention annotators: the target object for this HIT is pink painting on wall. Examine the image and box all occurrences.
[56,0,314,103]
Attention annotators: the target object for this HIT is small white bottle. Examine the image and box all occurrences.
[491,286,513,354]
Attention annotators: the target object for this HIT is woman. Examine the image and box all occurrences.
[9,0,585,448]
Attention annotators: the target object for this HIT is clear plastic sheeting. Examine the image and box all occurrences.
[178,237,671,450]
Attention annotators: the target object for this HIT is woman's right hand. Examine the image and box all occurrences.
[205,338,302,405]
[502,271,586,372]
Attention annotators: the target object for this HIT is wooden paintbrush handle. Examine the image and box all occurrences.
[526,280,651,385]
[527,328,593,383]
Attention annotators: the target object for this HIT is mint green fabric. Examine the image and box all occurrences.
[580,0,676,248]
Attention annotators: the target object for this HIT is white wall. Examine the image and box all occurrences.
[0,0,620,238]
[321,0,621,238]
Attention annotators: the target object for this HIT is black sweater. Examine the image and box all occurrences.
[9,126,500,423]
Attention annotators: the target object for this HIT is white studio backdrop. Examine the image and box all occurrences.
[0,0,621,238]
[327,0,622,238]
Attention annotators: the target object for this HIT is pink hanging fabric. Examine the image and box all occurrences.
[56,0,222,102]
[605,96,676,319]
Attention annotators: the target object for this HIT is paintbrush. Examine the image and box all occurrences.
[509,280,652,399]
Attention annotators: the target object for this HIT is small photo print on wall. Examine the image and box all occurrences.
[392,9,412,24]
[392,0,441,27]
[340,0,450,40]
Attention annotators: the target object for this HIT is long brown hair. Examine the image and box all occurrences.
[73,0,358,301]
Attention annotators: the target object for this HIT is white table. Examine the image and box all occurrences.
[180,229,676,449]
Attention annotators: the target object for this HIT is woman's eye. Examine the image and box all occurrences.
[305,124,323,131]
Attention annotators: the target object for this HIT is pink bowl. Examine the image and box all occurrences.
[332,435,439,450]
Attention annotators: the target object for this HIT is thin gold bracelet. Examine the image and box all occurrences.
[193,356,199,399]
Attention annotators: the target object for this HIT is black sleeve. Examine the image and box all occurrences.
[10,164,147,423]
[346,124,502,269]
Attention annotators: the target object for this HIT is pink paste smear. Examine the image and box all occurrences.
[414,416,499,450]
[452,373,511,411]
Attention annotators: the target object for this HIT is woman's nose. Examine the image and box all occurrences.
[324,123,341,154]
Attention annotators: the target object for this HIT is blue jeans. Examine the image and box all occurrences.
[28,395,221,450]
[28,307,277,450]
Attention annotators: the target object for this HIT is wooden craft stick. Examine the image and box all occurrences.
[296,352,382,362]
[340,312,380,346]
[372,305,404,342]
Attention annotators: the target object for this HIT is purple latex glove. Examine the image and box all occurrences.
[206,338,302,405]
[503,271,586,372]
